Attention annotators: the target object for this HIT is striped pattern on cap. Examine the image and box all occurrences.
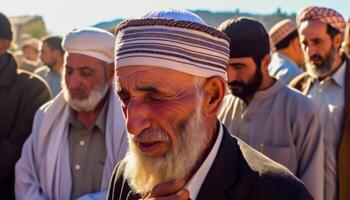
[114,18,230,79]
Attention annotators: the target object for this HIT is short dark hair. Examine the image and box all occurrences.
[274,30,299,50]
[326,25,341,39]
[42,36,65,56]
[252,54,267,68]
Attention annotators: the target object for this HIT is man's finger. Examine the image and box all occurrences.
[149,179,186,197]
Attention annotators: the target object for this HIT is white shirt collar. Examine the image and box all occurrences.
[185,123,223,200]
[331,60,347,88]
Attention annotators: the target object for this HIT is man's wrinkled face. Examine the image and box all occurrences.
[299,20,338,78]
[62,53,109,111]
[116,66,209,195]
[226,57,262,100]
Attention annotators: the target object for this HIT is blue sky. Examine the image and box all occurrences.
[1,0,349,35]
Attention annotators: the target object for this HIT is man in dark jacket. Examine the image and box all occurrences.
[0,12,51,200]
[107,8,313,200]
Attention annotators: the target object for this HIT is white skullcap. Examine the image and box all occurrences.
[115,8,229,80]
[62,27,115,63]
[144,8,207,25]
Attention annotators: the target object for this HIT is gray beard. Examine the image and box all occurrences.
[306,46,337,79]
[123,96,209,196]
[61,79,109,112]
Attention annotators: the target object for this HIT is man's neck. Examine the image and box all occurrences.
[330,54,344,76]
[51,59,63,74]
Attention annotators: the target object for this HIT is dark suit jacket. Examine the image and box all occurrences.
[107,125,313,200]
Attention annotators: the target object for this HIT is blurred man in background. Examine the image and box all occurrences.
[35,36,64,96]
[268,19,304,83]
[0,12,51,200]
[17,38,42,72]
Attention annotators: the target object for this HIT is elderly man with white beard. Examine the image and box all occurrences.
[15,27,128,200]
[107,9,313,200]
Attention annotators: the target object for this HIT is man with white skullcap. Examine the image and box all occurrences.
[15,27,128,200]
[290,6,350,200]
[107,8,312,200]
[268,19,304,84]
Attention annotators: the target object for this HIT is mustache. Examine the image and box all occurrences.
[227,81,246,88]
[130,129,170,143]
[308,54,323,62]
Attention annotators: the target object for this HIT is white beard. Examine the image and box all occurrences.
[123,95,209,196]
[62,79,109,112]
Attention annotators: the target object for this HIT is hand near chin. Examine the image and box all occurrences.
[143,179,190,200]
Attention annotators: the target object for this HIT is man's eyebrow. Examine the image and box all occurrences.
[228,63,245,67]
[135,85,162,93]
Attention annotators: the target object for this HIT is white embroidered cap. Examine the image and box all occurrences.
[62,27,115,63]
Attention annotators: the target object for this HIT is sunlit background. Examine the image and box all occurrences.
[1,0,348,35]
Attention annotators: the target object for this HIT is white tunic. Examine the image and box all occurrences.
[218,80,324,200]
[307,61,346,200]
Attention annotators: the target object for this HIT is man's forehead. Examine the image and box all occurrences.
[298,20,327,34]
[117,66,194,80]
[116,66,196,90]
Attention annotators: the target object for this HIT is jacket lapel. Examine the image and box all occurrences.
[196,127,238,200]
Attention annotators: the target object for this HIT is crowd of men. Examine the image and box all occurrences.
[0,5,349,200]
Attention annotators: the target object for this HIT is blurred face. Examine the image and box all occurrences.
[116,66,210,195]
[226,57,262,100]
[62,53,110,111]
[22,46,39,61]
[40,42,56,68]
[299,20,339,78]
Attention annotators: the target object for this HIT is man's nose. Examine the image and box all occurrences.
[226,67,238,82]
[126,99,152,136]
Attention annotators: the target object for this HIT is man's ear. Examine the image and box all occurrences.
[107,63,115,83]
[202,76,226,118]
[333,33,343,50]
[261,54,271,70]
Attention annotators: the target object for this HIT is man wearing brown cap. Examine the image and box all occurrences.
[290,6,350,200]
[269,19,304,83]
[15,27,127,200]
[0,13,51,200]
[218,17,323,199]
[107,9,312,200]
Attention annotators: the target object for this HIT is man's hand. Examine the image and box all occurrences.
[144,179,190,200]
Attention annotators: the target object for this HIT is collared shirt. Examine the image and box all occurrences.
[307,61,346,200]
[268,52,302,84]
[68,101,108,199]
[185,123,223,200]
[218,80,323,200]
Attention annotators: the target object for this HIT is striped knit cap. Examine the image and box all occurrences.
[114,9,230,79]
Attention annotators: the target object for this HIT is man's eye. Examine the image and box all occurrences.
[81,69,93,76]
[150,96,161,101]
[119,95,130,103]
